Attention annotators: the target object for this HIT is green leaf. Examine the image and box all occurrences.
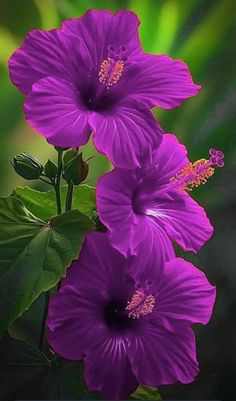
[0,196,94,336]
[131,384,162,400]
[0,333,99,400]
[12,184,96,221]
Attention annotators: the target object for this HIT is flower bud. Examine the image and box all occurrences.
[11,153,43,180]
[78,153,89,183]
[63,150,89,185]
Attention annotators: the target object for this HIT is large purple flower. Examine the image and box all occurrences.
[9,10,200,168]
[96,134,222,259]
[47,232,216,400]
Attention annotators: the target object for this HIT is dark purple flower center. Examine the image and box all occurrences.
[104,289,155,331]
[132,181,158,216]
[78,45,127,112]
[104,298,136,331]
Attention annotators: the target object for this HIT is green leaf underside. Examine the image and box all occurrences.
[131,384,162,400]
[12,184,96,221]
[0,333,99,400]
[0,196,94,336]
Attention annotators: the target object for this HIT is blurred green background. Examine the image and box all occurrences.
[0,0,235,400]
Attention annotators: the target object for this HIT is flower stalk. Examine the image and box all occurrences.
[39,291,50,351]
[65,181,74,212]
[54,148,63,215]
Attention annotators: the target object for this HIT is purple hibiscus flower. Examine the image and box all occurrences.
[9,9,200,169]
[47,232,216,400]
[97,134,224,259]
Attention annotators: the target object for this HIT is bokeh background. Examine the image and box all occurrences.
[0,0,235,400]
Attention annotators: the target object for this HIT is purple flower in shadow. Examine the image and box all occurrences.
[47,232,216,400]
[9,9,200,168]
[96,134,221,264]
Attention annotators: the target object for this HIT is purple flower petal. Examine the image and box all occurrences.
[24,77,91,147]
[97,168,174,265]
[47,284,108,360]
[150,133,189,188]
[145,191,214,253]
[128,327,199,385]
[127,54,201,108]
[62,9,141,69]
[126,217,175,281]
[90,103,163,168]
[96,168,138,256]
[9,29,81,95]
[152,257,216,332]
[84,337,138,399]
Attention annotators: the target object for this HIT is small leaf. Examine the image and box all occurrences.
[12,184,96,221]
[0,333,99,400]
[131,384,162,400]
[0,196,94,336]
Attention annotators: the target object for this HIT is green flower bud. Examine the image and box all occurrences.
[78,153,89,183]
[63,150,89,185]
[11,153,43,180]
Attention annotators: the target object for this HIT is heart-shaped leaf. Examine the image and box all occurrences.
[0,196,94,336]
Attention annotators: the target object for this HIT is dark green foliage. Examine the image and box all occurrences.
[0,332,99,400]
[0,195,94,336]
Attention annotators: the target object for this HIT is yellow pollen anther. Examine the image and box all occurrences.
[170,158,215,192]
[99,57,124,89]
[126,289,155,319]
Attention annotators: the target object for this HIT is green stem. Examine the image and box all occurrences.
[65,182,74,212]
[54,149,63,214]
[39,291,50,351]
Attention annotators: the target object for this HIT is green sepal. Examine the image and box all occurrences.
[44,159,58,181]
